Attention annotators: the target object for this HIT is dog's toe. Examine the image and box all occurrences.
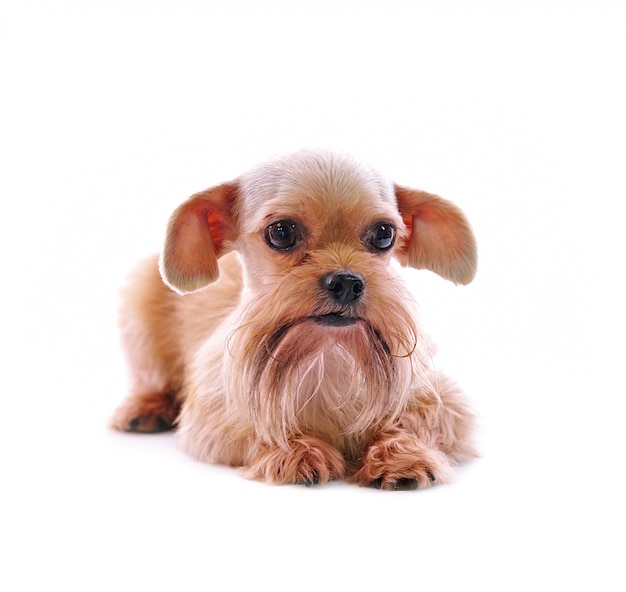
[370,477,384,489]
[392,477,420,491]
[127,414,174,433]
[368,476,419,491]
[302,470,320,487]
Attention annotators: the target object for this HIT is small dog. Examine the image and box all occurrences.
[111,150,477,489]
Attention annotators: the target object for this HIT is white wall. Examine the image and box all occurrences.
[2,1,624,590]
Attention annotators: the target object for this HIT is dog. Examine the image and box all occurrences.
[111,150,477,489]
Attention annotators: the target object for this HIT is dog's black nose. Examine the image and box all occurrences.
[322,272,365,305]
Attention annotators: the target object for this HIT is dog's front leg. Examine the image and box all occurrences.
[242,434,347,486]
[352,372,476,490]
[350,427,453,490]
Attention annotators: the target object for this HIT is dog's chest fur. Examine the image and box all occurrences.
[237,323,415,460]
[292,345,374,455]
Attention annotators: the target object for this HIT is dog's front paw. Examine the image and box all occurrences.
[243,435,347,486]
[351,429,453,490]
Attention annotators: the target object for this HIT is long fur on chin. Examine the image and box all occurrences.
[112,149,477,489]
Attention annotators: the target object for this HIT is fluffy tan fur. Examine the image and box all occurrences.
[111,150,477,489]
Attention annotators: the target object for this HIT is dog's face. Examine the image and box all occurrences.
[159,151,476,452]
[234,153,408,328]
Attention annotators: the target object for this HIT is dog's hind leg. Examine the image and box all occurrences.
[111,256,184,433]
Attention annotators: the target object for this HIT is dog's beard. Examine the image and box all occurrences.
[226,293,429,458]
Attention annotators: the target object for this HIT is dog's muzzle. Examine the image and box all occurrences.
[314,271,364,327]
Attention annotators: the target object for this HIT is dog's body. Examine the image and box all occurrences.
[112,150,477,489]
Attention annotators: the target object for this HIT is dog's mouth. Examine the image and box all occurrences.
[312,313,360,327]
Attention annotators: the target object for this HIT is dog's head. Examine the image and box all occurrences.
[160,150,476,448]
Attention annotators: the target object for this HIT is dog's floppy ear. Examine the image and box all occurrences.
[394,185,477,285]
[159,181,238,294]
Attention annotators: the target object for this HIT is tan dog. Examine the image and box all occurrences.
[111,150,477,489]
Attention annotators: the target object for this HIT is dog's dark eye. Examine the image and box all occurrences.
[264,220,301,251]
[367,223,396,252]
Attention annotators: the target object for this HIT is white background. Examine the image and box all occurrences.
[2,1,624,590]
